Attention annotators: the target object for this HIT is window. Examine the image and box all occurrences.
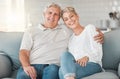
[0,0,25,32]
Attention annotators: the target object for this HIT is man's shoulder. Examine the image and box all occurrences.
[59,24,67,29]
[59,24,72,37]
[59,24,72,34]
[25,25,42,33]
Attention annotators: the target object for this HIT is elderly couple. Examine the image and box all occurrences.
[17,3,103,79]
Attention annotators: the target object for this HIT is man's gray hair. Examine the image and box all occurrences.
[44,3,61,16]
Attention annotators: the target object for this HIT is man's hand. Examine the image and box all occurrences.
[23,66,37,79]
[94,29,104,44]
[76,56,89,67]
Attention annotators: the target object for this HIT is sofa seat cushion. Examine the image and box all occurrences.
[10,70,18,78]
[82,71,119,79]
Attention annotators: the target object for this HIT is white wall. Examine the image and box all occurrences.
[25,0,73,26]
[25,0,120,28]
[72,0,116,28]
[0,0,8,30]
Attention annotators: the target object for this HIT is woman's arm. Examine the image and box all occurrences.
[88,25,103,63]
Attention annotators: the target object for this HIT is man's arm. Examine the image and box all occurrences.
[19,49,37,79]
[94,29,104,44]
[19,49,30,67]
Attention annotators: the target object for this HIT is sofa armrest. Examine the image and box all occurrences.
[0,53,12,78]
[118,63,120,77]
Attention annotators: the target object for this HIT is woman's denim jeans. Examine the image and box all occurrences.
[17,64,59,79]
[59,52,102,79]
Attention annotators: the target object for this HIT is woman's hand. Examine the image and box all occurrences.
[23,66,37,79]
[76,56,89,67]
[94,29,104,44]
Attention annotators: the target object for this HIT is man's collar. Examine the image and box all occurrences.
[38,24,62,31]
[38,24,47,31]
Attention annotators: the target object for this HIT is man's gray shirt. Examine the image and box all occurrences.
[20,24,72,65]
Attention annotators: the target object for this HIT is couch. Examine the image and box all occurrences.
[0,29,120,79]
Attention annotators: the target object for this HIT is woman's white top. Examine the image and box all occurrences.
[68,24,103,66]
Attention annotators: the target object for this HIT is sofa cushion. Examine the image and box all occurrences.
[0,32,23,70]
[11,70,18,78]
[0,53,12,78]
[82,71,119,79]
[102,29,120,70]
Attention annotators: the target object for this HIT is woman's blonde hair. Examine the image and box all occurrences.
[61,7,77,18]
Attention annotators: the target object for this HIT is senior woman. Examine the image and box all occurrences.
[59,7,103,79]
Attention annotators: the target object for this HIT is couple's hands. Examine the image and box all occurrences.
[76,56,89,67]
[94,29,104,44]
[23,66,37,79]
